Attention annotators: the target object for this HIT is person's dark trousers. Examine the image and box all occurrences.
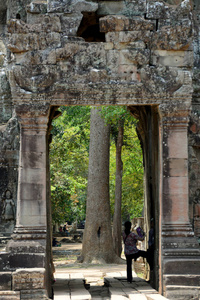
[125,250,147,283]
[147,247,154,270]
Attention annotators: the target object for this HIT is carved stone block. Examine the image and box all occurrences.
[100,15,154,32]
[12,268,45,291]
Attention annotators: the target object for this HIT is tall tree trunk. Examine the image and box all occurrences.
[112,119,124,257]
[80,107,122,264]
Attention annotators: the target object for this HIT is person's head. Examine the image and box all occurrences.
[124,221,132,235]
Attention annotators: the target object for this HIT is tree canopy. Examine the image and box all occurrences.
[50,106,90,225]
[50,106,144,225]
[102,107,144,221]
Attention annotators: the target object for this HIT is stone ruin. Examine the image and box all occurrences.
[0,0,200,299]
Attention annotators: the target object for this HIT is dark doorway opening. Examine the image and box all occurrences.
[77,12,105,42]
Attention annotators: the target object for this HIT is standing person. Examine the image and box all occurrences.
[123,221,147,283]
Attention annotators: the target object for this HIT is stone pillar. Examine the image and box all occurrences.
[4,104,51,299]
[11,104,50,246]
[159,104,200,299]
[160,105,192,235]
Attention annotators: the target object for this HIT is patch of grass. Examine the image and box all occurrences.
[54,254,78,261]
[136,272,145,279]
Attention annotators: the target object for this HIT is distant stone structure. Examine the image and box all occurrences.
[0,0,200,299]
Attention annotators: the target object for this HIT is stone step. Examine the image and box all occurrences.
[53,273,70,299]
[70,278,91,300]
[70,289,91,300]
[129,293,147,300]
[111,295,129,300]
[53,287,70,300]
[0,291,20,300]
[146,294,170,300]
[135,285,158,294]
[52,271,170,300]
[53,278,70,300]
[109,287,127,297]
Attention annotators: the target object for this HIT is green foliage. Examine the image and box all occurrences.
[107,108,144,221]
[50,106,91,225]
[100,106,127,125]
[121,120,144,220]
[50,105,144,225]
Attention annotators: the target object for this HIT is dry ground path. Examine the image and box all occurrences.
[53,241,169,300]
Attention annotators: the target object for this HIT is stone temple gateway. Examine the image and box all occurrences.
[0,0,200,299]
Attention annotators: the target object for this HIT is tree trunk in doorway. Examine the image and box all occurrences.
[112,119,124,257]
[80,107,122,264]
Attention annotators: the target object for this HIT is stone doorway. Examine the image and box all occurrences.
[49,105,149,282]
[12,103,160,293]
[8,99,199,300]
[0,0,200,299]
[6,99,199,299]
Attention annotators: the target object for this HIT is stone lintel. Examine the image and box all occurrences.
[12,93,192,108]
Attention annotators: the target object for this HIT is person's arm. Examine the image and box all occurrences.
[122,232,126,243]
[134,232,145,242]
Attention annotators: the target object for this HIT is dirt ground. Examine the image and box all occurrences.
[52,236,147,280]
[53,237,83,267]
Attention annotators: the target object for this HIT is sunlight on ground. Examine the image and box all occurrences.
[53,238,147,280]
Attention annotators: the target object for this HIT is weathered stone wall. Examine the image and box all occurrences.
[0,0,19,237]
[6,0,193,106]
[7,0,32,22]
[0,0,199,299]
[188,0,200,240]
[0,116,19,235]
